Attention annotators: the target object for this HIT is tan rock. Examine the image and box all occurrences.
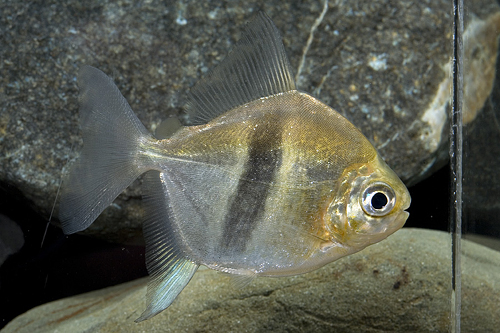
[3,229,499,332]
[463,12,500,125]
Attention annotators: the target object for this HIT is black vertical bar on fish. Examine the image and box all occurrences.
[220,120,282,253]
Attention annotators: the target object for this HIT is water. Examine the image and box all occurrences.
[1,0,500,331]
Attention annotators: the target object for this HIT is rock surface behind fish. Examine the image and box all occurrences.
[3,228,500,333]
[1,0,499,243]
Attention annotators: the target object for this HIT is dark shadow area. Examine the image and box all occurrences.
[405,164,449,232]
[0,184,148,329]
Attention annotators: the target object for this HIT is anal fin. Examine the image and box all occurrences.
[135,258,198,322]
[136,170,199,322]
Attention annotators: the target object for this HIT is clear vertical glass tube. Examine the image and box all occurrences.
[461,0,500,331]
[451,0,463,331]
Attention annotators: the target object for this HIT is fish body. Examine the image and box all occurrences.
[145,90,407,276]
[59,12,410,321]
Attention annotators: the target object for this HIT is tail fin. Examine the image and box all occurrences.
[59,65,153,234]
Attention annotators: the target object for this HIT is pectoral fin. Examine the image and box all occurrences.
[226,271,256,289]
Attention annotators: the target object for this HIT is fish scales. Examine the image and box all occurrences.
[59,12,410,321]
[137,91,379,272]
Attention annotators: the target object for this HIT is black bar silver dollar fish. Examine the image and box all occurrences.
[59,12,411,322]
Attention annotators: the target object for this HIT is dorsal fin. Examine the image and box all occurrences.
[185,12,296,125]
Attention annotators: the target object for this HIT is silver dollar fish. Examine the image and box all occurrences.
[59,12,411,321]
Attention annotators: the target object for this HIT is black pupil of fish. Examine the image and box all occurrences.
[371,192,388,209]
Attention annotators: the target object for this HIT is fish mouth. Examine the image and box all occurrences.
[400,193,411,218]
[387,206,410,235]
[395,208,410,230]
[400,210,410,222]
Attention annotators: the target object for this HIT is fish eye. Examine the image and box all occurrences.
[361,182,396,217]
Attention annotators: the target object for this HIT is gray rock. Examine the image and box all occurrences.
[3,228,500,332]
[462,10,500,239]
[1,0,499,242]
